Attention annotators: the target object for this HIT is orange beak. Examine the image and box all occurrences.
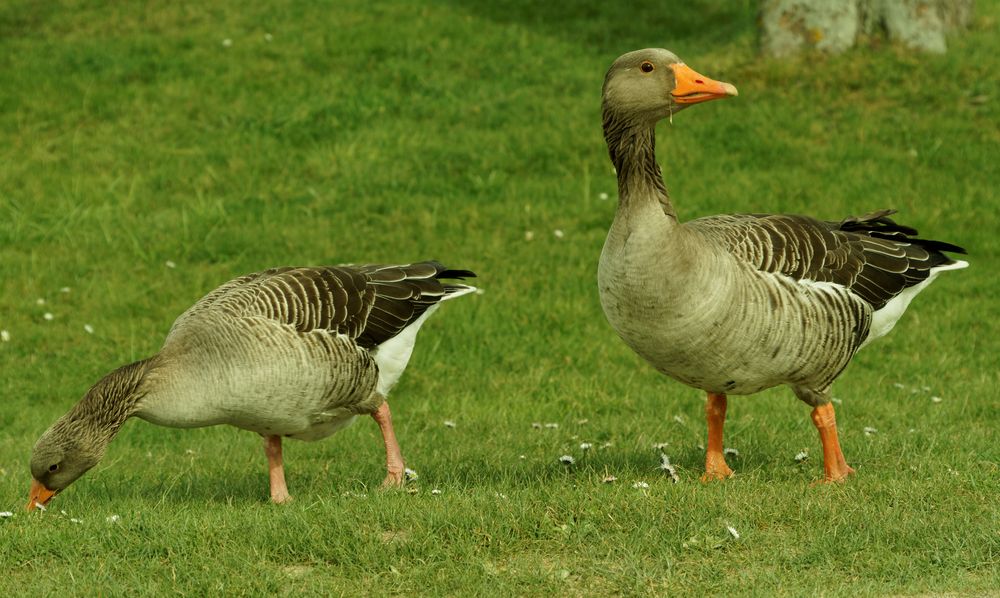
[670,63,738,105]
[27,478,57,511]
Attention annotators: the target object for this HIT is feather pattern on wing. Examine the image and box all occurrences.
[687,209,966,310]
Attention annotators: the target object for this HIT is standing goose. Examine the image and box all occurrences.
[28,261,475,508]
[597,49,967,482]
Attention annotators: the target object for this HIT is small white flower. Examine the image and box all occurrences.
[0,511,13,518]
[404,468,418,481]
[553,229,565,239]
[60,287,71,293]
[474,288,485,295]
[726,525,740,540]
[165,260,177,269]
[600,442,613,449]
[723,447,740,457]
[652,442,669,450]
[519,455,526,460]
[36,298,45,305]
[602,475,617,484]
[33,502,47,511]
[70,518,83,524]
[659,453,679,483]
[443,420,456,428]
[831,397,843,404]
[43,312,54,321]
[0,330,9,342]
[558,455,575,465]
[544,422,559,429]
[921,385,931,392]
[106,514,120,523]
[794,451,809,463]
[431,489,442,495]
[524,231,535,241]
[84,324,95,334]
[672,415,684,424]
[908,428,916,433]
[495,492,508,500]
[264,33,273,42]
[576,418,589,425]
[930,396,943,403]
[531,422,542,429]
[579,442,593,451]
[893,383,906,389]
[598,192,609,201]
[185,449,196,455]
[632,481,649,489]
[221,38,233,47]
[863,427,877,436]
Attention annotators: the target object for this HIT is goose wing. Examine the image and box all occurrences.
[170,262,475,348]
[687,209,966,309]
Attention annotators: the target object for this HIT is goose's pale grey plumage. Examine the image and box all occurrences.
[597,48,967,482]
[28,261,476,508]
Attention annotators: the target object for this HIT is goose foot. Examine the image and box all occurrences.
[700,392,735,482]
[811,403,855,484]
[372,401,406,489]
[701,455,734,482]
[263,434,293,504]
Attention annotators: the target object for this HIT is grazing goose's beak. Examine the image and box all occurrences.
[27,478,57,511]
[670,63,738,104]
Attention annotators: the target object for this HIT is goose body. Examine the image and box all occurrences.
[597,49,966,481]
[29,261,475,507]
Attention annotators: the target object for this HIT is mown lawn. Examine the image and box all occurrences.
[1,0,997,595]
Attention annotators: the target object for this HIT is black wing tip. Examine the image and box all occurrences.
[841,209,967,256]
[424,260,477,280]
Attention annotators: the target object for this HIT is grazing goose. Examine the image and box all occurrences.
[28,261,476,508]
[597,49,967,482]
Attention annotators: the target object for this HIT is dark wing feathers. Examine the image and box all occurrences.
[689,210,965,310]
[216,261,475,348]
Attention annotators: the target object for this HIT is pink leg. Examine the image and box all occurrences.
[371,401,405,488]
[701,392,735,482]
[263,435,293,504]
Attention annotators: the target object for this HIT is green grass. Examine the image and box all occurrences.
[1,0,998,595]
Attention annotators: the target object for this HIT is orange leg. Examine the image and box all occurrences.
[701,392,734,481]
[372,401,406,488]
[263,435,293,504]
[810,403,856,482]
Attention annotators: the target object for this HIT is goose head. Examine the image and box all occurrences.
[602,48,738,124]
[28,420,105,510]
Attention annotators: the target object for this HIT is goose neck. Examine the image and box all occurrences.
[68,358,152,442]
[603,111,676,222]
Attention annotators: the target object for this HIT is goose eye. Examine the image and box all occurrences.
[49,464,59,472]
[640,61,654,73]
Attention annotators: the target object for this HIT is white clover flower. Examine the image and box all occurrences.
[558,455,575,465]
